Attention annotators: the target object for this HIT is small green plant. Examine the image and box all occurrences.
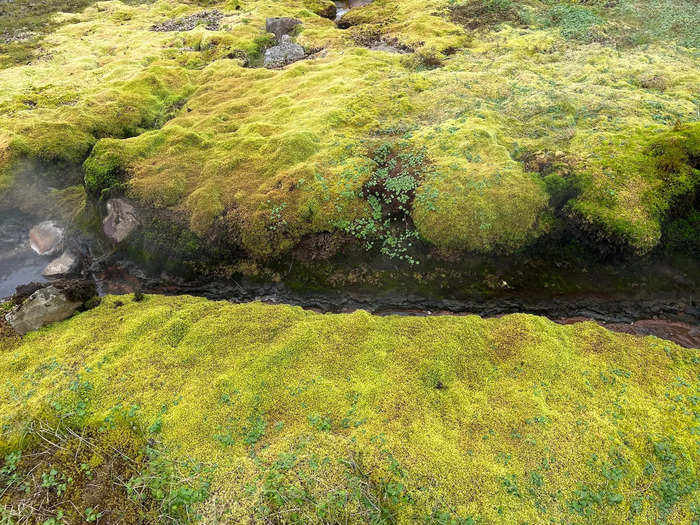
[335,143,429,265]
[266,202,288,232]
[214,432,235,447]
[84,507,102,522]
[243,412,266,447]
[308,413,332,432]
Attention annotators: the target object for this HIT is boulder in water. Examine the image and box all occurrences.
[103,198,140,243]
[264,35,305,68]
[5,279,96,335]
[29,221,64,255]
[42,251,79,277]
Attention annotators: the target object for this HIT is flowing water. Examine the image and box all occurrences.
[334,0,373,20]
[0,159,697,348]
[0,211,48,298]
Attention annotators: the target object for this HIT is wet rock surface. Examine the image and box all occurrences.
[4,279,96,335]
[29,221,63,255]
[103,198,140,243]
[150,9,224,32]
[42,251,79,278]
[264,35,305,68]
[265,17,301,40]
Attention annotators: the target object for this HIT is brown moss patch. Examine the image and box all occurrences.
[487,317,536,361]
[449,0,525,30]
[0,422,147,523]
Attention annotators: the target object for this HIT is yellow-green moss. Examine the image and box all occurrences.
[0,0,698,257]
[1,295,697,522]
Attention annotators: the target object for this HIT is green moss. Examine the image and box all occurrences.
[568,123,700,254]
[0,0,699,258]
[0,296,698,522]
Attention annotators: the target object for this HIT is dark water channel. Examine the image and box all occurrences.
[0,160,698,348]
[0,211,47,298]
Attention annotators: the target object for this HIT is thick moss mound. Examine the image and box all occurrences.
[0,0,698,261]
[1,295,698,522]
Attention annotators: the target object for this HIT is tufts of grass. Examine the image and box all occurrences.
[0,417,210,523]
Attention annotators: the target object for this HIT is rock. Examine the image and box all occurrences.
[42,251,79,277]
[29,221,64,255]
[316,1,337,20]
[4,283,92,335]
[103,198,140,243]
[264,35,305,68]
[265,17,301,41]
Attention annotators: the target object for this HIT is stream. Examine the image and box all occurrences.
[0,188,700,347]
[1,202,698,347]
[0,147,698,349]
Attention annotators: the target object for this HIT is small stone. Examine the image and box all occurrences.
[103,198,140,243]
[265,17,302,41]
[42,251,79,277]
[264,35,305,68]
[29,221,64,255]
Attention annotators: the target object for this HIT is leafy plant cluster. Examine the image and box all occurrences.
[335,143,432,265]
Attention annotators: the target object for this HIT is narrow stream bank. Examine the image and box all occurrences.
[1,160,697,348]
[85,256,699,348]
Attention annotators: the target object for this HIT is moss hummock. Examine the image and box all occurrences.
[0,0,697,262]
[1,295,698,522]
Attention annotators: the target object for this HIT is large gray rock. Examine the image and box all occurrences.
[5,285,83,335]
[42,251,79,277]
[264,35,305,68]
[29,221,64,255]
[103,198,140,243]
[265,17,301,40]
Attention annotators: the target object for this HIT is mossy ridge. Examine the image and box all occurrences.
[0,0,698,261]
[1,295,698,522]
[568,123,700,254]
[83,22,699,260]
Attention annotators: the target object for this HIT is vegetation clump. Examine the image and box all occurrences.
[0,0,697,264]
[449,0,525,30]
[0,418,210,523]
[0,295,697,523]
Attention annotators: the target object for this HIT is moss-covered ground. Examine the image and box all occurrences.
[0,295,698,523]
[0,0,698,263]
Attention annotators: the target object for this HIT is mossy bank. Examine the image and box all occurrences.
[0,0,698,271]
[1,295,698,523]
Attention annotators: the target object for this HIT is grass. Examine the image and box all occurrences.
[0,295,698,522]
[0,0,698,262]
